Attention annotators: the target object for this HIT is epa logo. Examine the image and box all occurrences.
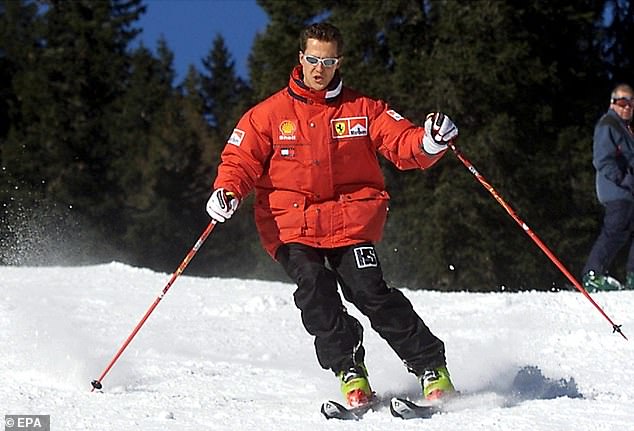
[354,246,378,269]
[5,415,50,431]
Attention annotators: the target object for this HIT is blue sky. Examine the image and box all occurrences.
[136,0,269,82]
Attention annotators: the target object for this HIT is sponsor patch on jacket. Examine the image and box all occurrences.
[386,109,404,121]
[331,116,368,138]
[279,120,297,141]
[227,128,245,146]
[280,147,296,157]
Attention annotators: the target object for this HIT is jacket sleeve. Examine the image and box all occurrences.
[369,100,446,170]
[213,107,273,199]
[593,120,626,187]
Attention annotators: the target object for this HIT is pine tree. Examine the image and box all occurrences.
[378,0,609,290]
[201,35,251,134]
[1,0,145,263]
[195,33,270,277]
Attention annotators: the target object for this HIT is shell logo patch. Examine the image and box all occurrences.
[331,117,368,138]
[280,120,296,135]
[279,120,297,141]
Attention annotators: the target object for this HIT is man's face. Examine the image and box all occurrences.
[299,38,342,91]
[611,89,634,122]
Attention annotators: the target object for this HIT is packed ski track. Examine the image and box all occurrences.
[1,262,633,430]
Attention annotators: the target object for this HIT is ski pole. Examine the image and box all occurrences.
[91,219,218,391]
[449,142,627,340]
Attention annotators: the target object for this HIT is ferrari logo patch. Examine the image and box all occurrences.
[331,117,368,139]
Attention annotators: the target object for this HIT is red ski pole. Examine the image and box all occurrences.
[449,142,627,340]
[91,220,218,391]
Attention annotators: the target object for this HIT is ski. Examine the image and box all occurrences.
[321,396,441,420]
[389,397,440,420]
[320,398,379,420]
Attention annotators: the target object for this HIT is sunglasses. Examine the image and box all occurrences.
[611,96,634,108]
[303,54,340,68]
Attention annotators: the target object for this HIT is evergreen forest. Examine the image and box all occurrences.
[2,0,634,291]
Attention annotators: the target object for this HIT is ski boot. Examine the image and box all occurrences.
[582,271,622,292]
[420,365,455,401]
[337,363,373,407]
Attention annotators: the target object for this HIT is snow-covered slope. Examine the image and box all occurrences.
[1,262,632,430]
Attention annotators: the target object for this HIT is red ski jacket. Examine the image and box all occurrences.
[214,65,446,258]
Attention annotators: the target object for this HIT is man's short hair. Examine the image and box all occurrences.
[299,22,344,56]
[611,83,634,101]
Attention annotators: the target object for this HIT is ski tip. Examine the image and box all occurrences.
[321,400,360,420]
[390,397,437,420]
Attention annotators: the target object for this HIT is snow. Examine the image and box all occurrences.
[1,261,633,430]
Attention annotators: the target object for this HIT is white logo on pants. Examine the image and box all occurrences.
[354,246,378,269]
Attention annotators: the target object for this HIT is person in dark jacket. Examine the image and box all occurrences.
[582,83,634,291]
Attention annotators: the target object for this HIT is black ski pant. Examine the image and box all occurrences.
[583,199,634,276]
[276,242,446,376]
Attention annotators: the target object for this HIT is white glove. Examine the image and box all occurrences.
[206,188,239,222]
[422,112,458,154]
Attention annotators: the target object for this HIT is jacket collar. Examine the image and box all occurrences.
[287,65,343,104]
[608,108,627,123]
[607,108,634,136]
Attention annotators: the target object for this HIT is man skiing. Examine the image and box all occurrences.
[206,22,457,407]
